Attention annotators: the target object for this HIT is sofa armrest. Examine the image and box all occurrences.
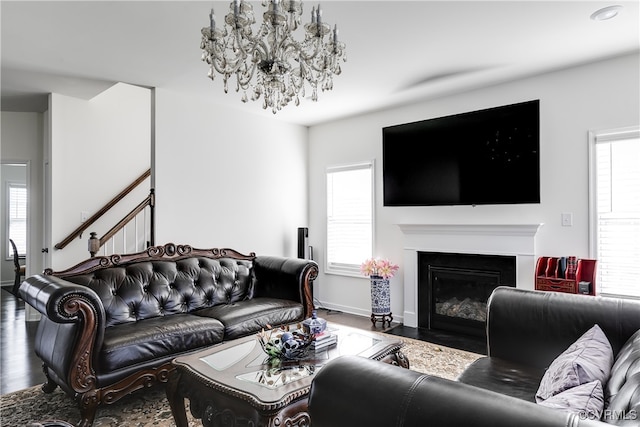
[487,287,640,368]
[20,275,106,325]
[253,256,318,318]
[19,274,107,394]
[308,356,602,427]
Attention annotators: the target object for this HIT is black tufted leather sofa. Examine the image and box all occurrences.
[19,243,318,427]
[308,287,640,427]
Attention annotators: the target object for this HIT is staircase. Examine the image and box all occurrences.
[54,169,155,257]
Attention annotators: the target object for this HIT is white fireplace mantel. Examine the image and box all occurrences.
[398,223,544,328]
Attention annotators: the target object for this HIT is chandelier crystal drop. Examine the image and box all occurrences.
[200,0,346,114]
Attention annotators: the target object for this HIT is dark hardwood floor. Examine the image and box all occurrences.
[0,289,399,395]
[1,287,46,394]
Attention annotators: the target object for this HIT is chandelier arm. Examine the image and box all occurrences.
[210,59,235,76]
[293,38,325,62]
[205,37,246,75]
[209,46,246,75]
[280,38,308,61]
[236,62,259,88]
[231,28,254,60]
[212,37,268,76]
[238,37,272,74]
[307,42,330,58]
[305,60,335,74]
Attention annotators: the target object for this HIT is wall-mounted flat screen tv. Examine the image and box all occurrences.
[383,100,540,206]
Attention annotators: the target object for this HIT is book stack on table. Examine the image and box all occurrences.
[311,331,337,351]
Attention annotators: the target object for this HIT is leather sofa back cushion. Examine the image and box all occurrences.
[66,258,253,327]
[604,329,640,424]
[606,329,640,403]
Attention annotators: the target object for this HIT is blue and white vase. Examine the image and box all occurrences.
[370,275,391,315]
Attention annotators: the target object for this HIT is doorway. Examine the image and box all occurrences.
[1,162,28,293]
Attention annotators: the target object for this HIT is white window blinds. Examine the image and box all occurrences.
[8,183,27,256]
[326,162,373,275]
[590,127,640,297]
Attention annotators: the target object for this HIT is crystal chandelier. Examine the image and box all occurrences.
[200,0,347,114]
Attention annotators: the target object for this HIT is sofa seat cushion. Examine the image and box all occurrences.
[458,357,546,402]
[193,297,304,339]
[100,314,225,371]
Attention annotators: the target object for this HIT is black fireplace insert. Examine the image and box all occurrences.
[418,252,516,337]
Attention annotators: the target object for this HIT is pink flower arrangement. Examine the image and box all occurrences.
[360,257,399,279]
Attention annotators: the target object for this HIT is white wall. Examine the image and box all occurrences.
[308,52,640,319]
[5,83,307,280]
[154,89,309,257]
[49,83,151,269]
[0,112,44,281]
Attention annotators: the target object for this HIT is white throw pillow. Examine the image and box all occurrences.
[536,324,613,403]
[538,380,604,420]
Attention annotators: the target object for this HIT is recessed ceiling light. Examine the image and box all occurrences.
[590,5,623,21]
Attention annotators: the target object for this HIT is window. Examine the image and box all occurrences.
[326,162,374,276]
[589,126,640,298]
[7,182,27,257]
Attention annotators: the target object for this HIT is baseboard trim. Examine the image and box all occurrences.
[314,300,404,324]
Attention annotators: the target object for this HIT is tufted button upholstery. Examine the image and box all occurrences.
[66,257,254,327]
[604,330,640,425]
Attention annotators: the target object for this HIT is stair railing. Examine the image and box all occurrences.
[54,169,154,257]
[88,189,155,257]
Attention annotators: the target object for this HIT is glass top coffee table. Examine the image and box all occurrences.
[166,323,409,427]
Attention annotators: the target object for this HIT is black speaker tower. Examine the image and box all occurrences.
[297,227,309,259]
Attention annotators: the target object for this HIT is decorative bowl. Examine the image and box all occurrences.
[257,327,314,361]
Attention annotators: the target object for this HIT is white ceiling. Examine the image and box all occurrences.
[1,1,639,126]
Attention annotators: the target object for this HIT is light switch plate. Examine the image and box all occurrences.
[561,212,573,227]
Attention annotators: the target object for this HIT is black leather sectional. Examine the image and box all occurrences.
[308,287,640,427]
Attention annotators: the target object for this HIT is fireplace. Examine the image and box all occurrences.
[398,223,543,329]
[418,252,516,337]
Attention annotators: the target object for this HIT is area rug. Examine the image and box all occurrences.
[0,336,481,426]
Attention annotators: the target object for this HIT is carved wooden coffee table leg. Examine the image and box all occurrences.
[394,350,410,369]
[166,369,189,427]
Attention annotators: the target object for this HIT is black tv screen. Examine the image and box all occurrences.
[383,100,540,206]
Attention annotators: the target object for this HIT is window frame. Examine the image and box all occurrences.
[6,181,27,259]
[588,125,640,298]
[324,160,375,277]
